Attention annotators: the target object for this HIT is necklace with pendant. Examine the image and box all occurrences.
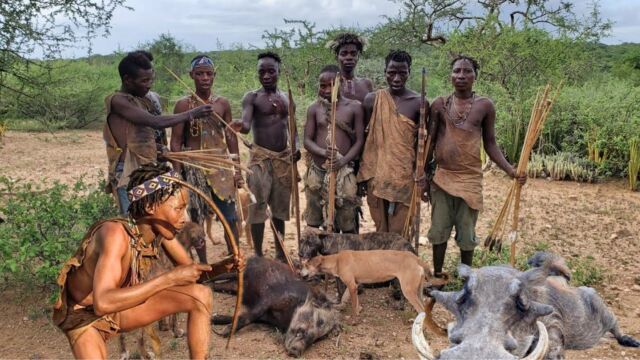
[448,93,475,127]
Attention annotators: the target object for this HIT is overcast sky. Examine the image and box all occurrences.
[65,0,639,57]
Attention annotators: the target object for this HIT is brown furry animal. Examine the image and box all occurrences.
[177,221,207,263]
[301,250,445,316]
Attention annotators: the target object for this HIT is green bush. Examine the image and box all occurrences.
[0,176,118,290]
[441,244,604,291]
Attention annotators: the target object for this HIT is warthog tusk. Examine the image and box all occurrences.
[412,312,435,360]
[521,321,549,360]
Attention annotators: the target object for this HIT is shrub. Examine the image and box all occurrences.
[441,244,604,291]
[0,176,118,290]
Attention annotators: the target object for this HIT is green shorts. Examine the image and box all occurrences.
[427,185,479,251]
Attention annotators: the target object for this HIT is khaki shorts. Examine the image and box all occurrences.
[247,159,291,224]
[304,164,358,232]
[427,185,479,251]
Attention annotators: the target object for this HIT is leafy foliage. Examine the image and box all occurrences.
[0,176,118,289]
[0,0,129,99]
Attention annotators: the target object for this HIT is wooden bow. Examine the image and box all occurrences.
[164,176,243,350]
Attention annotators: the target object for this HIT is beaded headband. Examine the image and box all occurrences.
[127,170,182,202]
[190,56,214,71]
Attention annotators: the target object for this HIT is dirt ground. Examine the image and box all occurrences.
[0,130,638,359]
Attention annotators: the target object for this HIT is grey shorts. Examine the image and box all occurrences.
[247,160,291,224]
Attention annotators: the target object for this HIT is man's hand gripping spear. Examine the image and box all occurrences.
[325,74,341,233]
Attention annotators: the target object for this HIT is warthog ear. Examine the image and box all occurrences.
[457,264,472,281]
[308,288,334,309]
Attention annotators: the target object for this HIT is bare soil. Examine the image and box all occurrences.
[0,130,638,359]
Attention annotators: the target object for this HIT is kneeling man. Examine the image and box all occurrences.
[53,163,221,359]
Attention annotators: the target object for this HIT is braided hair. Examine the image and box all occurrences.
[385,50,412,71]
[127,163,182,219]
[451,55,479,76]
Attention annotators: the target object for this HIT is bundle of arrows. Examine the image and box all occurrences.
[484,82,562,265]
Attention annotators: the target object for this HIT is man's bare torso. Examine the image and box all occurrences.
[67,223,134,307]
[308,98,359,167]
[248,89,290,152]
[432,94,492,137]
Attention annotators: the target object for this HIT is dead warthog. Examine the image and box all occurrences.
[211,256,339,357]
[298,227,414,260]
[413,252,639,359]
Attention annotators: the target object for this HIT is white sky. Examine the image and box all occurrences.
[63,0,639,57]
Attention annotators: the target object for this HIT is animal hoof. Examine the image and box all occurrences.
[212,325,232,338]
[119,351,130,360]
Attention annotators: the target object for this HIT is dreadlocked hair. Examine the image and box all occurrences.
[257,51,282,64]
[385,50,412,71]
[327,32,367,55]
[127,162,182,219]
[451,55,479,76]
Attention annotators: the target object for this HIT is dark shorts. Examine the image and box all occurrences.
[427,185,479,251]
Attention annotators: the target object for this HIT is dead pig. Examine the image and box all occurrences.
[210,256,339,357]
[413,252,640,359]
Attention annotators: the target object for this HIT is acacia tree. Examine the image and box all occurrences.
[381,0,611,46]
[0,0,128,95]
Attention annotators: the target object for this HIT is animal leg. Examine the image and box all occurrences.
[212,302,269,337]
[344,278,361,315]
[158,317,169,331]
[171,313,185,338]
[207,217,221,245]
[211,313,254,337]
[244,221,253,249]
[545,326,565,360]
[118,334,130,360]
[610,323,640,347]
[144,325,161,359]
[397,270,426,313]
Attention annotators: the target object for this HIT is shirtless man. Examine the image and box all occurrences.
[304,65,364,233]
[328,32,373,232]
[52,163,238,359]
[232,52,300,261]
[171,54,242,256]
[328,32,373,103]
[104,50,213,215]
[358,50,423,234]
[426,55,526,277]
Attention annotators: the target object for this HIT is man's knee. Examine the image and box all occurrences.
[190,284,213,314]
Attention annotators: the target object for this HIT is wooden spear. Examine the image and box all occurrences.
[326,74,341,232]
[284,68,302,246]
[413,68,428,254]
